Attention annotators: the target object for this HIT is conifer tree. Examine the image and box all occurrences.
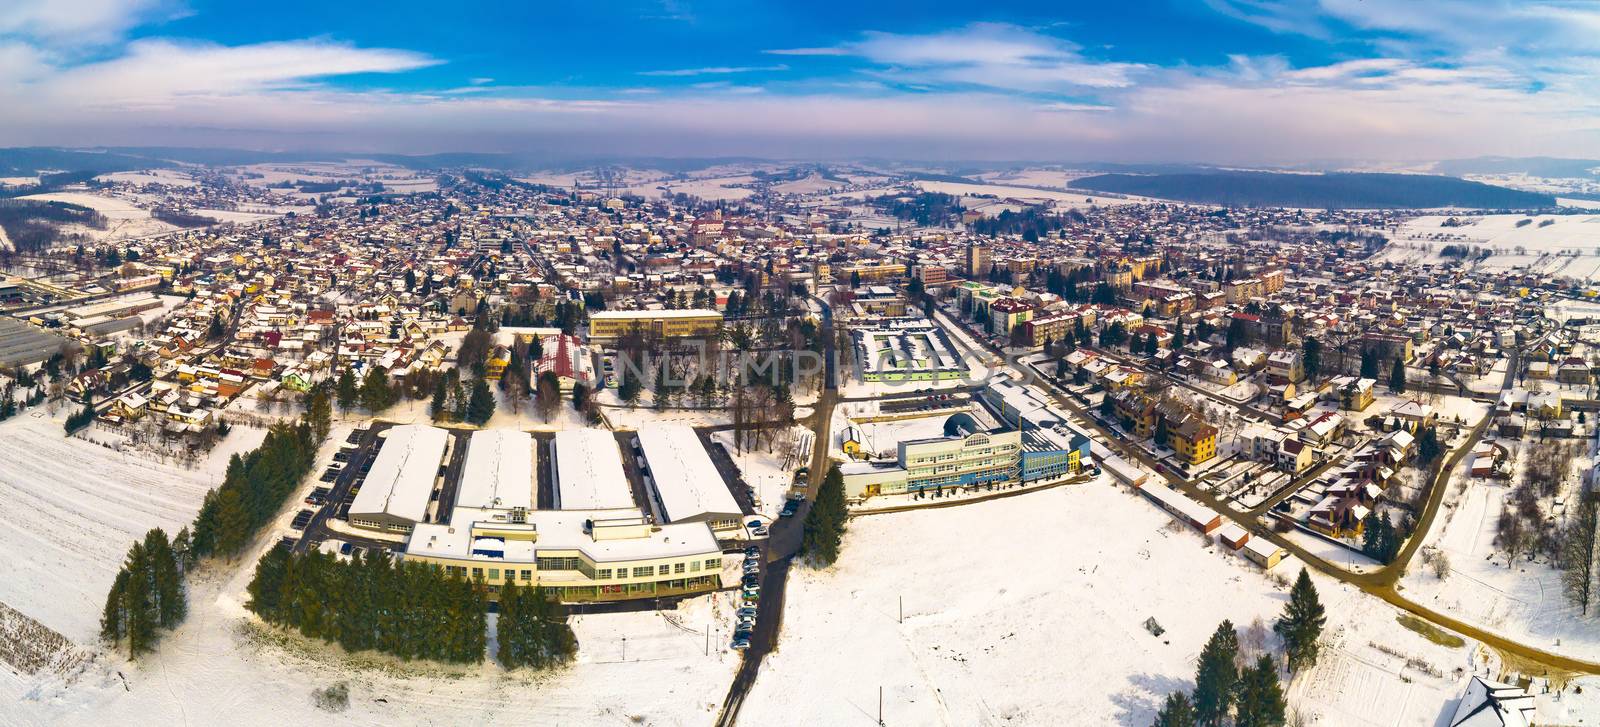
[802,464,849,565]
[100,569,128,644]
[306,386,333,440]
[121,543,157,656]
[1389,356,1407,394]
[535,584,576,665]
[1192,620,1241,727]
[430,376,450,422]
[1234,655,1287,727]
[359,367,393,412]
[215,487,251,558]
[335,368,358,410]
[143,528,186,628]
[466,378,496,425]
[1152,691,1197,727]
[1274,568,1327,672]
[190,489,221,558]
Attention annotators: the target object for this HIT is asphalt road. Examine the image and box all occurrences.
[714,297,836,727]
[432,428,472,525]
[293,421,391,554]
[944,309,1600,675]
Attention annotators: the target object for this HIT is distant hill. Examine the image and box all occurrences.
[1432,156,1600,179]
[0,148,175,177]
[1068,171,1554,209]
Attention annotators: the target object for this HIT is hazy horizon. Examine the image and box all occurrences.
[3,1,1600,164]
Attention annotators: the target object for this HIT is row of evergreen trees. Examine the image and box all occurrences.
[190,418,323,561]
[99,386,332,658]
[432,375,496,425]
[100,528,186,657]
[496,579,578,669]
[64,395,96,433]
[247,547,489,663]
[1153,569,1325,727]
[1361,511,1405,564]
[801,464,849,566]
[0,379,20,421]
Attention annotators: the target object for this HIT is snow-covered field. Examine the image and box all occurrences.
[913,180,1149,208]
[0,408,264,642]
[15,191,178,242]
[1382,214,1600,282]
[1400,465,1600,662]
[741,477,1486,726]
[97,170,200,187]
[4,551,743,727]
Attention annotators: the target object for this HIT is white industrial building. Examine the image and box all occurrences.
[635,424,743,532]
[553,428,635,510]
[456,429,534,511]
[349,424,450,533]
[398,426,727,603]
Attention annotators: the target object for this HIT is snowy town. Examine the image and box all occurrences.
[7,3,1600,724]
[3,151,1600,726]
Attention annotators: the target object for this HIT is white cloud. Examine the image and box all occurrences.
[768,23,1146,92]
[639,64,788,77]
[0,0,184,47]
[25,39,438,107]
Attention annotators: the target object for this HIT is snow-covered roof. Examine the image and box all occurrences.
[407,507,719,564]
[349,425,450,524]
[637,424,741,523]
[1449,676,1534,727]
[455,429,533,512]
[554,428,635,510]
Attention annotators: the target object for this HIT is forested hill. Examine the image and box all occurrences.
[1068,171,1555,209]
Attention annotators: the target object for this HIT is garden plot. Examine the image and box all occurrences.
[0,408,263,643]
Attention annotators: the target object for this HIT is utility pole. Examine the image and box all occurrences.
[705,623,709,656]
[878,685,884,726]
[899,596,903,624]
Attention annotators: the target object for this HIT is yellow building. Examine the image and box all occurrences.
[404,512,724,603]
[484,345,511,380]
[1169,417,1218,466]
[840,260,907,284]
[588,309,724,342]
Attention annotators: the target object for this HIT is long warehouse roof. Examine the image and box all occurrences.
[455,429,533,512]
[553,428,634,510]
[349,424,449,524]
[636,424,740,523]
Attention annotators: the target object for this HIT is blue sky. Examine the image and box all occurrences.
[2,0,1598,162]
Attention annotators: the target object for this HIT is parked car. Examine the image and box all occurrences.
[750,524,769,536]
[744,546,761,558]
[737,607,758,619]
[779,501,799,518]
[731,638,751,650]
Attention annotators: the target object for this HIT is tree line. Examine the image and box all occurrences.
[99,386,330,658]
[247,547,489,664]
[496,579,579,669]
[190,417,323,561]
[801,465,848,566]
[100,528,186,657]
